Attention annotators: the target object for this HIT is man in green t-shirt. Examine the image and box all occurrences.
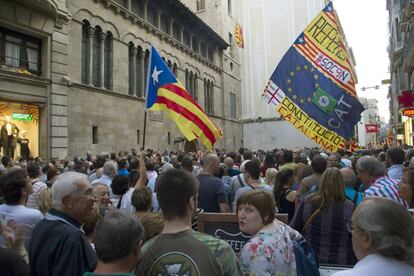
[84,210,144,276]
[136,169,242,276]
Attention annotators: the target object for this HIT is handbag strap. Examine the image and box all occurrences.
[302,208,320,233]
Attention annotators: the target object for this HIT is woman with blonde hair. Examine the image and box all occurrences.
[265,167,278,187]
[37,188,52,215]
[290,167,355,265]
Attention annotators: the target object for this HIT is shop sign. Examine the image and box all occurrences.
[403,108,414,117]
[12,113,33,121]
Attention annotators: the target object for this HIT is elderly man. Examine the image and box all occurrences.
[356,156,407,207]
[136,169,241,275]
[197,153,229,213]
[84,210,144,276]
[29,172,97,276]
[333,197,414,276]
[92,182,112,216]
[92,160,117,198]
[340,167,364,207]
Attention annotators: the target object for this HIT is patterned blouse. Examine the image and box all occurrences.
[239,219,301,276]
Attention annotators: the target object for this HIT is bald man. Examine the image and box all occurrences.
[197,153,230,213]
[340,167,364,207]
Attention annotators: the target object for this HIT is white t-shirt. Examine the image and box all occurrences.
[118,188,135,213]
[26,180,47,210]
[0,204,43,249]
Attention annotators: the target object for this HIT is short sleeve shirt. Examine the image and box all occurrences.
[197,174,227,212]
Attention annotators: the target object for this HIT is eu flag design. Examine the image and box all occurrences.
[263,1,364,151]
[146,46,222,150]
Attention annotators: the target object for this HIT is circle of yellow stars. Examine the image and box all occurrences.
[286,65,320,105]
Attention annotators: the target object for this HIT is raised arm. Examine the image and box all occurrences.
[134,151,148,189]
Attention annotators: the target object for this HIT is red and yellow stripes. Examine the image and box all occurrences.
[149,82,222,150]
[294,38,357,97]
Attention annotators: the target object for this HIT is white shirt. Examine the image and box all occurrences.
[118,188,135,213]
[26,180,47,210]
[332,254,414,276]
[0,204,43,249]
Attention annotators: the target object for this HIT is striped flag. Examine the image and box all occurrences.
[235,23,244,48]
[145,46,222,150]
[262,1,364,152]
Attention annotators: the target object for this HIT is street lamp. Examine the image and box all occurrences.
[361,85,380,91]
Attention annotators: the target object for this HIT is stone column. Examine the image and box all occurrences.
[139,50,145,97]
[87,26,95,85]
[157,11,161,29]
[99,32,107,89]
[143,0,148,20]
[170,19,174,38]
[180,26,184,43]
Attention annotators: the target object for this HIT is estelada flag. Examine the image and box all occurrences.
[235,23,244,48]
[262,1,364,152]
[145,46,222,150]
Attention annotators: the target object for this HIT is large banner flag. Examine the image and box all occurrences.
[263,1,364,152]
[145,46,222,150]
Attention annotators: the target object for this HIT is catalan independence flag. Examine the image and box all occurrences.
[262,1,364,152]
[145,46,222,150]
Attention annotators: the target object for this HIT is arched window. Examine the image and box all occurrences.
[193,74,198,101]
[128,42,135,96]
[136,46,144,97]
[81,20,90,84]
[143,49,150,97]
[173,63,178,77]
[104,32,112,89]
[92,26,101,87]
[204,79,213,114]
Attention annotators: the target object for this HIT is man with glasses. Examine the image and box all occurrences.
[29,172,97,276]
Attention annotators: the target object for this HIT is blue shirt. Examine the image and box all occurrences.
[118,168,129,176]
[344,186,364,207]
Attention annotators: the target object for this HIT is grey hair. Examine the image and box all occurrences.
[340,167,357,187]
[354,197,414,265]
[52,172,88,208]
[103,161,117,177]
[356,156,385,177]
[92,182,108,190]
[94,209,144,263]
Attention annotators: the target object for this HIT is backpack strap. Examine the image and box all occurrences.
[237,174,245,187]
[302,208,320,233]
[117,194,124,209]
[352,192,359,205]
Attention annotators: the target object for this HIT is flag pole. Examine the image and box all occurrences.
[142,110,147,150]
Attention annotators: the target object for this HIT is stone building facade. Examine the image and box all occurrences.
[387,0,414,145]
[0,0,242,160]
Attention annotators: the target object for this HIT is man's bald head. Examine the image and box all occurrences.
[202,153,220,175]
[340,167,357,187]
[224,157,234,168]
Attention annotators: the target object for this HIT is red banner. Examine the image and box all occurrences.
[365,124,379,133]
[398,90,414,108]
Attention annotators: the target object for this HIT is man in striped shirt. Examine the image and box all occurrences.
[356,156,408,208]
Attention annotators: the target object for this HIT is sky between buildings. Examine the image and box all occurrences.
[334,0,390,122]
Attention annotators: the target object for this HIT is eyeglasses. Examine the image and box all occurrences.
[73,189,95,198]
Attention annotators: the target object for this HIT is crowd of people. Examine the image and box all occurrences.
[0,145,413,275]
